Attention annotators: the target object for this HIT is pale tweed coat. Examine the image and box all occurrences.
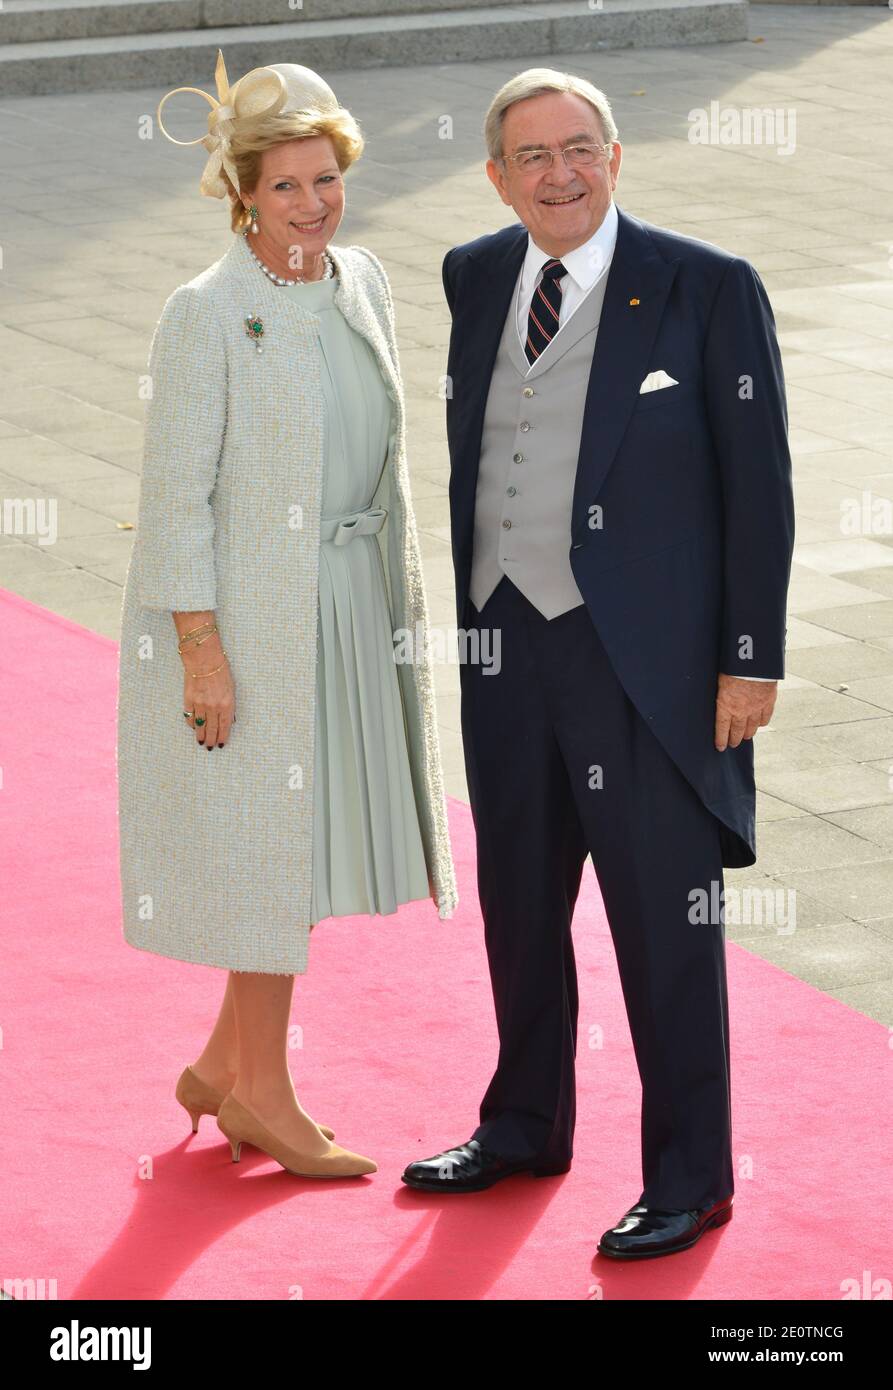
[117,231,458,973]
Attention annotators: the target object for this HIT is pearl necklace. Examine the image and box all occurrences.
[243,231,334,286]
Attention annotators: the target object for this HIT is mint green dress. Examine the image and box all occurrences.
[280,274,430,932]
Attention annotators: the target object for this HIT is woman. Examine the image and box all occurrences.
[116,51,457,1180]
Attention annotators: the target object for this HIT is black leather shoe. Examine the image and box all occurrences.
[401,1139,569,1192]
[596,1195,733,1259]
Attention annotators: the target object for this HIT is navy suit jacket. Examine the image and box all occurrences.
[442,205,795,867]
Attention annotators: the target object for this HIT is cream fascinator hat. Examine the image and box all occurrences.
[157,48,340,199]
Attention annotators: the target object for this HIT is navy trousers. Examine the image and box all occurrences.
[459,574,734,1210]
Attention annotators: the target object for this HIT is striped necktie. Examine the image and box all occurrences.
[525,258,568,365]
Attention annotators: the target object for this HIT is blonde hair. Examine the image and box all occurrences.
[223,105,364,233]
[484,68,618,161]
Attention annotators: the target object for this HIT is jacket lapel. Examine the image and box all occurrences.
[462,225,529,411]
[451,226,528,561]
[329,246,402,425]
[569,207,679,545]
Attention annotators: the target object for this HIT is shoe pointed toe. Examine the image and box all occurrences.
[318,1144,378,1178]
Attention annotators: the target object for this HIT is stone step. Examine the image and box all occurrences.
[0,0,557,46]
[754,1,884,6]
[0,1,749,96]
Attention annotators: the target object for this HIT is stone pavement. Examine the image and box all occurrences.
[1,5,892,1020]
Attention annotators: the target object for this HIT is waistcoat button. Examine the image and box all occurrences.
[502,519,512,529]
[513,452,523,463]
[519,421,530,432]
[506,486,517,496]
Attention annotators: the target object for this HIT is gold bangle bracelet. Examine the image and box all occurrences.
[179,630,218,653]
[188,652,228,679]
[180,621,216,640]
[178,625,216,644]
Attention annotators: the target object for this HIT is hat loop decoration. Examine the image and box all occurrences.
[156,48,339,200]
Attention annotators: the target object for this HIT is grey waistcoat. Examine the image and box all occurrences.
[469,270,609,620]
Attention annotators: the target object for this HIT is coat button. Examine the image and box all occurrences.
[513,452,523,463]
[506,485,517,496]
[522,386,534,397]
[502,519,512,529]
[519,421,530,432]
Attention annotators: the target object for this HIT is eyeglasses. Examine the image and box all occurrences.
[503,142,614,173]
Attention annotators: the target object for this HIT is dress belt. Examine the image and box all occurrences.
[319,506,388,546]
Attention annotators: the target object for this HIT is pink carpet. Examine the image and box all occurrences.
[1,586,889,1301]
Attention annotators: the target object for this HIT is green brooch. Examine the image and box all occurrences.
[245,314,265,354]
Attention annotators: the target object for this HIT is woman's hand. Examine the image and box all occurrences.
[183,648,235,747]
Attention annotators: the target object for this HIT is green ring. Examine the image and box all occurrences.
[195,716,206,726]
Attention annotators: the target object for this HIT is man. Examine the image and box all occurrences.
[401,69,794,1260]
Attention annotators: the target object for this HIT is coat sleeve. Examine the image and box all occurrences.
[702,256,795,680]
[134,284,226,611]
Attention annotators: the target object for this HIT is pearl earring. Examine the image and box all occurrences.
[248,203,260,234]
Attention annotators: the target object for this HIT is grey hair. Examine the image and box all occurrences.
[483,68,618,161]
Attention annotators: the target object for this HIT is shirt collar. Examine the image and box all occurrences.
[519,198,619,299]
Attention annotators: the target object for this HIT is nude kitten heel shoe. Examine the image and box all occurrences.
[176,1065,335,1140]
[216,1092,377,1179]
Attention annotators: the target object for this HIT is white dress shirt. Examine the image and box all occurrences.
[516,197,619,350]
[512,197,774,684]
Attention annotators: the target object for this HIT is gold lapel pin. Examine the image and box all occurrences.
[629,298,640,306]
[245,314,265,354]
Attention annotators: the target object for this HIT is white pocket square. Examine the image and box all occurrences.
[639,370,679,394]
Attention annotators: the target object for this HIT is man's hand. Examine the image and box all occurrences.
[714,674,778,751]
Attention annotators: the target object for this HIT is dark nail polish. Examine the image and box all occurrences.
[218,742,224,748]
